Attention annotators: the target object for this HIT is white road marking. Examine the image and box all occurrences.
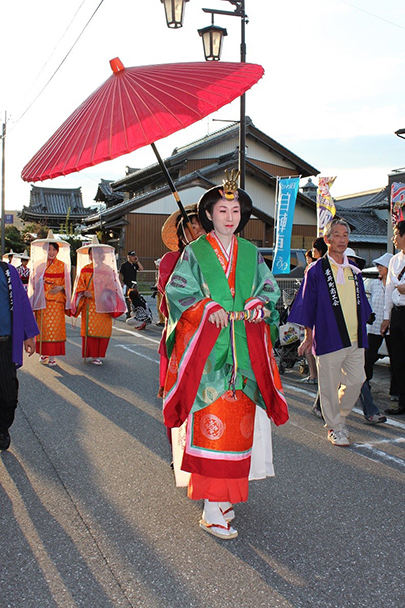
[113,326,160,344]
[282,381,405,431]
[115,344,159,364]
[352,444,405,468]
[283,381,405,469]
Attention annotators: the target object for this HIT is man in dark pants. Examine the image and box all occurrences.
[381,220,405,415]
[119,251,144,318]
[0,261,39,450]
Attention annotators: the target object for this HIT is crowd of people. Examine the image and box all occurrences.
[1,183,404,541]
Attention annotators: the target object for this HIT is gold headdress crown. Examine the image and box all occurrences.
[220,169,240,201]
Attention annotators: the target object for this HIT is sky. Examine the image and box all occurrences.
[2,0,405,212]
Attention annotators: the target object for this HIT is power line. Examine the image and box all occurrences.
[339,0,405,31]
[11,0,106,131]
[27,0,89,96]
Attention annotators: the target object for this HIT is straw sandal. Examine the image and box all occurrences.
[199,519,238,540]
[219,504,235,522]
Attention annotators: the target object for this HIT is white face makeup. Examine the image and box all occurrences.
[206,198,241,245]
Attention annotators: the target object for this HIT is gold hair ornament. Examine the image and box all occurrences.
[219,169,240,201]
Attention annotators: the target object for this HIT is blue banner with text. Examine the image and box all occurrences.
[273,177,300,275]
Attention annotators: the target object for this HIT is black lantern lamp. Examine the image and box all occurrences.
[160,0,189,29]
[198,20,228,61]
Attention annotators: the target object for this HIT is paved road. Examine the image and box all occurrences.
[1,313,404,608]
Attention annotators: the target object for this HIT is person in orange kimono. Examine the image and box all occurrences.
[29,233,71,367]
[71,242,126,365]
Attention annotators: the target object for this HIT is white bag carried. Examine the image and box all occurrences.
[278,322,302,345]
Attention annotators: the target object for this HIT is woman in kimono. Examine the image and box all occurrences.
[29,231,71,367]
[157,203,205,398]
[163,172,288,540]
[71,240,126,365]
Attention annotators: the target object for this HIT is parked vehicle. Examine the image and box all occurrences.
[258,248,307,278]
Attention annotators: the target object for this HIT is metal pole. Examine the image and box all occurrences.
[273,177,279,248]
[202,2,247,189]
[239,1,246,190]
[1,114,6,257]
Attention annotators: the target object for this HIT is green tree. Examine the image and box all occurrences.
[5,226,25,253]
[61,235,86,267]
[21,222,50,245]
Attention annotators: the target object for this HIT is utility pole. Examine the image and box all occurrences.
[1,113,6,257]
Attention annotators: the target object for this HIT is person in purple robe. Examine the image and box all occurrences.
[0,261,39,451]
[288,219,372,447]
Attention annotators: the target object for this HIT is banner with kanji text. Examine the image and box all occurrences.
[272,177,300,275]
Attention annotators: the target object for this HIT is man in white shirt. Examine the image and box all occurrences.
[381,220,405,415]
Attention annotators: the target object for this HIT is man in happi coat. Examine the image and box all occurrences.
[0,260,38,450]
[288,218,372,447]
[163,174,288,540]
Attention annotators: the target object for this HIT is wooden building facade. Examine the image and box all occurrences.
[84,118,320,268]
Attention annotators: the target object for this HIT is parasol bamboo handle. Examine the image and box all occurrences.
[150,142,197,242]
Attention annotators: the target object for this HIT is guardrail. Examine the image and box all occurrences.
[136,270,157,294]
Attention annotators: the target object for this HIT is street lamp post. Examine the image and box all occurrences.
[200,1,247,189]
[160,0,248,189]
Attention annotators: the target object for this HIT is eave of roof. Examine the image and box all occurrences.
[348,234,388,244]
[110,118,320,192]
[84,170,218,226]
[19,208,89,219]
[85,155,316,228]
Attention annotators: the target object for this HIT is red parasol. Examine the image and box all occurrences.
[21,59,264,229]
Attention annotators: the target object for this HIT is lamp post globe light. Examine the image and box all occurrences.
[160,0,190,28]
[160,0,248,190]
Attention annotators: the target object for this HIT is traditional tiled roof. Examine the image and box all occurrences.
[358,186,389,210]
[336,205,387,242]
[94,179,125,207]
[169,118,319,177]
[111,117,320,193]
[335,187,387,209]
[84,156,315,229]
[19,186,91,225]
